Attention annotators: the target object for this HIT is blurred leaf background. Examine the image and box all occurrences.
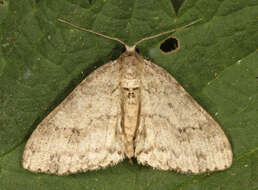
[0,0,257,189]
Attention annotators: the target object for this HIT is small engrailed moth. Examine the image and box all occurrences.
[22,18,233,175]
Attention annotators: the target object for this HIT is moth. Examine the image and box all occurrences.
[22,19,233,175]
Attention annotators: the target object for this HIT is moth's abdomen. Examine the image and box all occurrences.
[121,87,141,158]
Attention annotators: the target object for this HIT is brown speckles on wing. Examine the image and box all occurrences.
[22,61,126,175]
[135,60,233,174]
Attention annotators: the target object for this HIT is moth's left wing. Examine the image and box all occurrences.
[22,60,125,175]
[135,60,233,174]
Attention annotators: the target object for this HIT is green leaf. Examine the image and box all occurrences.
[0,0,258,189]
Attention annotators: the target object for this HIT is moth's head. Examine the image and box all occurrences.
[120,47,141,78]
[125,45,136,55]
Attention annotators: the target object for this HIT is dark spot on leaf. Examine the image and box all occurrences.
[35,0,40,3]
[0,1,4,5]
[160,37,179,53]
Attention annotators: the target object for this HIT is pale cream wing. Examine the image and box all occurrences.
[23,61,125,175]
[135,60,233,174]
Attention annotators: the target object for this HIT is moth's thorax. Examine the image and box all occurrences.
[120,53,141,158]
[120,54,141,83]
[120,53,142,105]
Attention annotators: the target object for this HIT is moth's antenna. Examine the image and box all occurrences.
[58,18,201,51]
[133,18,202,47]
[58,18,128,47]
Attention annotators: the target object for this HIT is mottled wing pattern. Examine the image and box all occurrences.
[23,61,125,175]
[135,60,233,173]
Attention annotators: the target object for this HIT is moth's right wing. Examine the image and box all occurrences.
[23,61,125,175]
[135,60,232,174]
